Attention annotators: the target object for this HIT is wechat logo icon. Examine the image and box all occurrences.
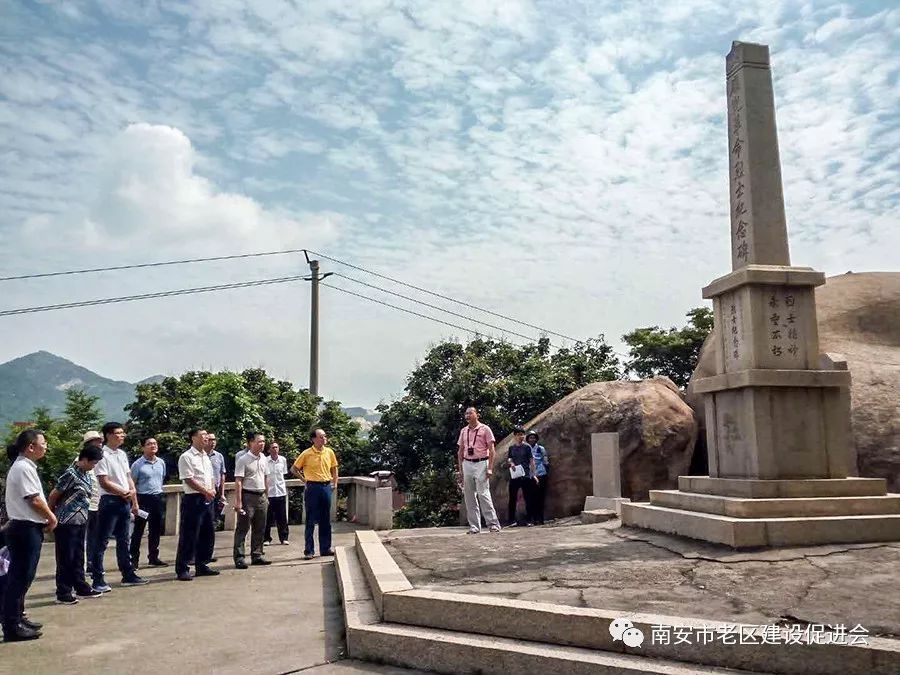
[610,618,645,648]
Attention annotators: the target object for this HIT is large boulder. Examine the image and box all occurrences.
[689,272,900,491]
[490,377,698,519]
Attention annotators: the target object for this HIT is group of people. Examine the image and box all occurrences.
[1,422,339,642]
[457,407,551,533]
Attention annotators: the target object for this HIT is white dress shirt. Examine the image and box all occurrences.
[178,446,214,494]
[266,455,288,497]
[95,446,131,497]
[4,456,47,523]
[235,451,270,492]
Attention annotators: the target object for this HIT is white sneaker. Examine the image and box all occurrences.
[467,528,480,534]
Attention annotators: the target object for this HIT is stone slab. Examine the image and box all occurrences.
[584,496,630,514]
[355,530,413,617]
[703,266,825,298]
[678,476,888,498]
[580,508,617,524]
[381,589,900,675]
[351,622,748,675]
[693,369,850,393]
[650,490,900,518]
[590,432,622,498]
[621,502,900,548]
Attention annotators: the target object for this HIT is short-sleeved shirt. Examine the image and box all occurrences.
[54,462,93,525]
[457,423,495,460]
[4,455,47,523]
[266,455,288,497]
[87,469,101,511]
[208,450,226,489]
[178,446,214,494]
[508,443,533,478]
[235,452,270,492]
[94,446,131,497]
[531,444,549,477]
[131,456,166,494]
[292,447,338,483]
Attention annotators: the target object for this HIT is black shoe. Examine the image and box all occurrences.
[176,572,194,581]
[55,594,79,605]
[20,616,42,630]
[121,575,150,586]
[3,623,41,642]
[195,567,220,577]
[208,557,218,563]
[234,560,248,569]
[507,522,519,528]
[148,559,170,567]
[321,550,335,557]
[250,558,272,566]
[76,588,103,599]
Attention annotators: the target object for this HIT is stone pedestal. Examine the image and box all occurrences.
[620,41,900,548]
[582,433,630,516]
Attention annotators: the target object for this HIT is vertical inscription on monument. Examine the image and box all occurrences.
[722,290,745,372]
[761,286,808,369]
[725,42,791,270]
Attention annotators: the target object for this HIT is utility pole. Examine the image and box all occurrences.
[304,256,333,398]
[308,258,321,397]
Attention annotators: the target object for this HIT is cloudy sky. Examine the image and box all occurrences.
[1,0,897,408]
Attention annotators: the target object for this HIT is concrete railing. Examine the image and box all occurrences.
[161,475,394,535]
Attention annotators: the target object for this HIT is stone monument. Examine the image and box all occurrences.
[620,41,900,547]
[582,433,630,515]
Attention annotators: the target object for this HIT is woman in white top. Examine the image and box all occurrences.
[2,429,57,642]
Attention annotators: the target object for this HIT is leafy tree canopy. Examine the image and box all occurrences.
[622,307,714,388]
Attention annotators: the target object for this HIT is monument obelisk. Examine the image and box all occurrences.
[621,42,900,547]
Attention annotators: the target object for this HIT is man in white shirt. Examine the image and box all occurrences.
[2,429,56,642]
[263,441,290,545]
[175,428,220,581]
[91,422,148,592]
[233,431,271,568]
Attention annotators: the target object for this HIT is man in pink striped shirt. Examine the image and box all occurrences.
[457,407,501,534]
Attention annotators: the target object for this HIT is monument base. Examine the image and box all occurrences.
[620,476,900,548]
[583,495,630,514]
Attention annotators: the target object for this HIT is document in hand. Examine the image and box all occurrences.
[509,464,525,480]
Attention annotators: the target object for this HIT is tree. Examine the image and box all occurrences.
[369,336,620,494]
[622,307,714,389]
[2,389,104,490]
[124,369,363,475]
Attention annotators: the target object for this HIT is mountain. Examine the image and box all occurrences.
[0,351,381,433]
[0,351,158,427]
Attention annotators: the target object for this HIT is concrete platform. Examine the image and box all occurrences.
[649,490,900,518]
[678,476,888,498]
[621,502,900,548]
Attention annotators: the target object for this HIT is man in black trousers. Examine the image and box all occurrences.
[174,428,219,581]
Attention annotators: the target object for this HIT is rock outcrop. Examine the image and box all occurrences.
[490,378,697,520]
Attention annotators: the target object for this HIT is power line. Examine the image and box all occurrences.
[307,249,584,344]
[331,272,550,345]
[321,282,529,345]
[0,249,307,282]
[0,275,308,317]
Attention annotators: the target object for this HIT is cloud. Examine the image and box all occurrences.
[1,0,898,406]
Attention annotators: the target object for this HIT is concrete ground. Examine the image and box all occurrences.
[2,523,419,674]
[382,519,900,639]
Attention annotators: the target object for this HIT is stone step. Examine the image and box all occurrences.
[650,490,900,518]
[352,621,760,675]
[677,476,888,499]
[382,589,900,675]
[620,502,900,548]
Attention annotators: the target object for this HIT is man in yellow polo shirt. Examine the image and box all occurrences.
[291,429,339,560]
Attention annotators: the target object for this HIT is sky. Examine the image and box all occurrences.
[0,0,897,409]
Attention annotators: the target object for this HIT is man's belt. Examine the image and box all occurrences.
[464,457,488,462]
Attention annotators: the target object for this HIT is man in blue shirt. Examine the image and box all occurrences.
[129,437,168,568]
[526,430,550,525]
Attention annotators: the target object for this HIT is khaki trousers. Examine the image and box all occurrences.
[233,491,268,563]
[462,460,500,532]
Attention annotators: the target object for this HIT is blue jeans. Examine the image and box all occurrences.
[1,521,43,627]
[92,495,135,584]
[304,483,332,555]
